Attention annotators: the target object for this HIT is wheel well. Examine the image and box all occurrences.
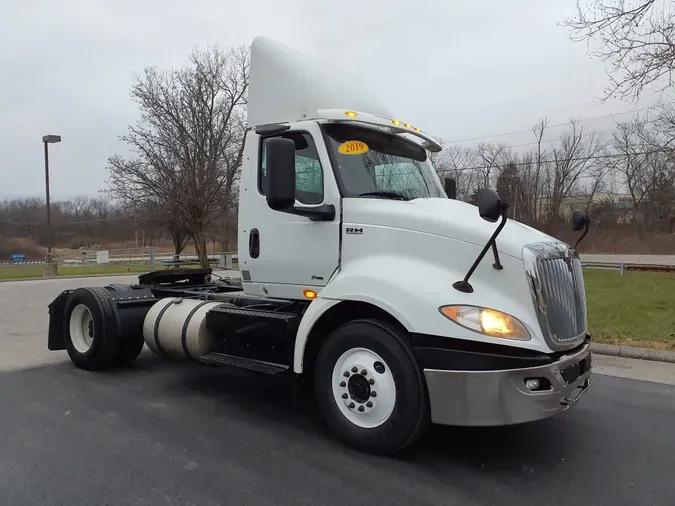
[301,300,408,378]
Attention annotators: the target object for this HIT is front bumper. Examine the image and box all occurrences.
[423,340,591,426]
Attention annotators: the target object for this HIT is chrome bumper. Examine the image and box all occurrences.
[423,341,592,426]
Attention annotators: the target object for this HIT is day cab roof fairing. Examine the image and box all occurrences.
[247,36,442,152]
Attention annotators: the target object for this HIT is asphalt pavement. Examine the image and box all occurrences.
[1,355,674,506]
[1,273,675,505]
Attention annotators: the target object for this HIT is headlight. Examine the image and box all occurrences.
[439,305,530,341]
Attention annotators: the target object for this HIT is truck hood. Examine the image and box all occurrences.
[343,197,565,259]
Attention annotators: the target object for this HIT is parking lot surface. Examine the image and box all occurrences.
[1,274,674,505]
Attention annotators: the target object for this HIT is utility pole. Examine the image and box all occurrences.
[42,134,62,278]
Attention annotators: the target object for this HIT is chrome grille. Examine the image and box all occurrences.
[524,243,588,348]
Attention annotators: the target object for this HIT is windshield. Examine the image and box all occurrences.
[322,123,446,200]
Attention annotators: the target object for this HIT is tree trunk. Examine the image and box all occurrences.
[222,205,231,252]
[194,231,210,268]
[171,230,188,261]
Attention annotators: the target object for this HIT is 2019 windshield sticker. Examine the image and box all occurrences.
[338,140,369,155]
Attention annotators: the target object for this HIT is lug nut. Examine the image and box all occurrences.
[366,401,373,408]
[351,366,358,373]
[348,402,355,409]
[358,406,364,412]
[371,391,377,397]
[339,381,346,388]
[342,393,348,399]
[343,371,350,377]
[368,378,374,385]
[361,369,367,375]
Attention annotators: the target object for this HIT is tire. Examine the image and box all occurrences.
[62,287,121,371]
[314,318,430,455]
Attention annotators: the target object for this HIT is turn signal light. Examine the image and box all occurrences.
[303,289,318,299]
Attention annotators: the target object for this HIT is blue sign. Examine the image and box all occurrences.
[10,253,26,263]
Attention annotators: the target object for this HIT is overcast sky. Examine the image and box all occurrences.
[0,0,665,199]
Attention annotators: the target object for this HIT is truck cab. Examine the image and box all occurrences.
[46,36,592,455]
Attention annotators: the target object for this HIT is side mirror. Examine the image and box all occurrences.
[453,187,509,293]
[571,210,591,249]
[265,137,296,211]
[572,210,589,231]
[444,177,457,199]
[478,188,504,223]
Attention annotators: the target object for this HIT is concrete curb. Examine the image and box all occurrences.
[591,343,675,364]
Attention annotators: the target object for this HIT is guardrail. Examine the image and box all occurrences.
[581,261,675,275]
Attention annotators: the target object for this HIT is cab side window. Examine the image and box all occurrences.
[259,132,324,205]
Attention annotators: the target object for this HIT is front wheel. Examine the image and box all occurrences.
[314,318,429,455]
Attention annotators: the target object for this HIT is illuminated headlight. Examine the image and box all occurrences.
[439,305,531,341]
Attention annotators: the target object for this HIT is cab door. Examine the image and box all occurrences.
[238,122,341,300]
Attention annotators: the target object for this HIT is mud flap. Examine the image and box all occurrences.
[47,290,73,350]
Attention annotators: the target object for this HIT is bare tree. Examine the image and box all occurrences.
[496,160,521,219]
[607,117,654,233]
[130,198,191,258]
[542,119,606,232]
[432,144,480,200]
[106,44,250,267]
[561,0,675,100]
[476,142,509,188]
[0,196,144,259]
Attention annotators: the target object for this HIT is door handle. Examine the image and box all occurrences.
[249,228,260,258]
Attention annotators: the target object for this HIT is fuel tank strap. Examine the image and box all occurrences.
[180,300,212,363]
[153,299,181,357]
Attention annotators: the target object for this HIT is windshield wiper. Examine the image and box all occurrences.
[358,191,409,201]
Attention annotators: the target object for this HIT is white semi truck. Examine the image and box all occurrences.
[46,36,592,455]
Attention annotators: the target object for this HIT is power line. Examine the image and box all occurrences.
[443,147,671,174]
[442,101,671,145]
[506,118,661,150]
[442,98,606,132]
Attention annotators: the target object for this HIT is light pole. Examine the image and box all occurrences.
[43,134,61,276]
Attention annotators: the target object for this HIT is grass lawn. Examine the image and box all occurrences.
[0,263,230,280]
[584,269,675,351]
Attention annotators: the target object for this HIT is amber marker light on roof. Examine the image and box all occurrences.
[345,111,358,117]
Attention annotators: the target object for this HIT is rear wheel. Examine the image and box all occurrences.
[68,304,95,354]
[63,287,121,370]
[314,318,429,455]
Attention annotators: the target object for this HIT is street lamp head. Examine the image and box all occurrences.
[42,134,62,144]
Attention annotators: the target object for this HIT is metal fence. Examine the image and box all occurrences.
[2,249,673,277]
[0,248,239,271]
